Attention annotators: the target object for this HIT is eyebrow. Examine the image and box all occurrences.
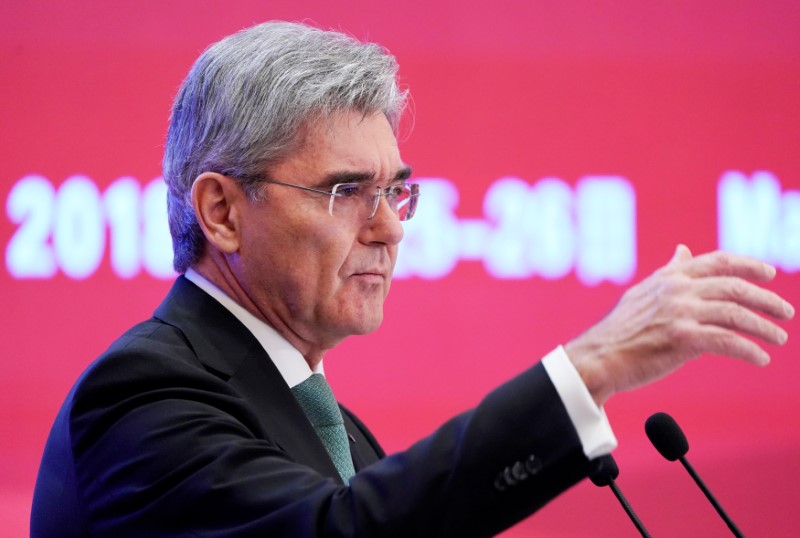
[315,166,413,189]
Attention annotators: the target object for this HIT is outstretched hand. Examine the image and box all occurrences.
[564,245,795,407]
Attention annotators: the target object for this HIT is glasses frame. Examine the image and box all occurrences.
[233,175,419,221]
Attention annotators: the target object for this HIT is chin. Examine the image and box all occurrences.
[355,319,383,335]
[349,311,384,336]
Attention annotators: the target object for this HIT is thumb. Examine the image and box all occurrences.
[667,244,693,266]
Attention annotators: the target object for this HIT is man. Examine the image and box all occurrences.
[31,21,793,537]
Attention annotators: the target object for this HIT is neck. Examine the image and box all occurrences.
[190,254,331,371]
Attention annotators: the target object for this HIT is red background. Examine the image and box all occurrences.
[2,1,799,536]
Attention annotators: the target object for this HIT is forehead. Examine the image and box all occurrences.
[284,110,405,179]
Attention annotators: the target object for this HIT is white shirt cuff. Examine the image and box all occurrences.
[541,345,618,459]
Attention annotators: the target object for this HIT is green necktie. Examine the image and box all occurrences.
[291,373,356,483]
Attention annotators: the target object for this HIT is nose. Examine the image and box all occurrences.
[361,194,404,246]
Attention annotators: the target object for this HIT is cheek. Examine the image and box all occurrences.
[302,235,355,301]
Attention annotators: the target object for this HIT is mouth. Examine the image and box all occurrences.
[350,270,388,283]
[352,271,385,279]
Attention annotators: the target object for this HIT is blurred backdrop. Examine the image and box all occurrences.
[2,1,799,536]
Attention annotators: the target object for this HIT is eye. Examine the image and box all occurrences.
[334,183,361,197]
[386,184,406,198]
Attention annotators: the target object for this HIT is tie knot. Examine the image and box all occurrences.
[291,373,342,428]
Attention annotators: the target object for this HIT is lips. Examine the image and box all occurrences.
[347,265,391,282]
[352,269,387,278]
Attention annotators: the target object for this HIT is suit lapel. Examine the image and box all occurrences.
[341,406,383,471]
[153,276,343,483]
[227,346,343,481]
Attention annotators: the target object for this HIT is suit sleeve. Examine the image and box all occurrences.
[57,325,590,537]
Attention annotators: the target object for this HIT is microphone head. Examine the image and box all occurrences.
[589,454,620,487]
[645,412,689,461]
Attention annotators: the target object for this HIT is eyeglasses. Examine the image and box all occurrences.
[240,176,420,221]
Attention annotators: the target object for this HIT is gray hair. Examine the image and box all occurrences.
[163,21,408,273]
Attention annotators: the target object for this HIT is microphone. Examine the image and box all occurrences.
[589,455,652,538]
[645,412,745,538]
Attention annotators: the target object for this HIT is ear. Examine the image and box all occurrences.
[191,172,245,255]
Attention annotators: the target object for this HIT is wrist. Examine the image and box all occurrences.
[564,334,615,408]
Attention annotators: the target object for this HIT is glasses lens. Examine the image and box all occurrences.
[330,183,362,217]
[397,184,419,221]
[331,182,419,221]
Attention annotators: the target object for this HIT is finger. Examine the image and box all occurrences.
[666,244,693,266]
[695,300,789,345]
[688,324,772,366]
[681,250,777,281]
[695,277,795,320]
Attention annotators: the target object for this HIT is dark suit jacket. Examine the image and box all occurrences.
[31,277,593,537]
